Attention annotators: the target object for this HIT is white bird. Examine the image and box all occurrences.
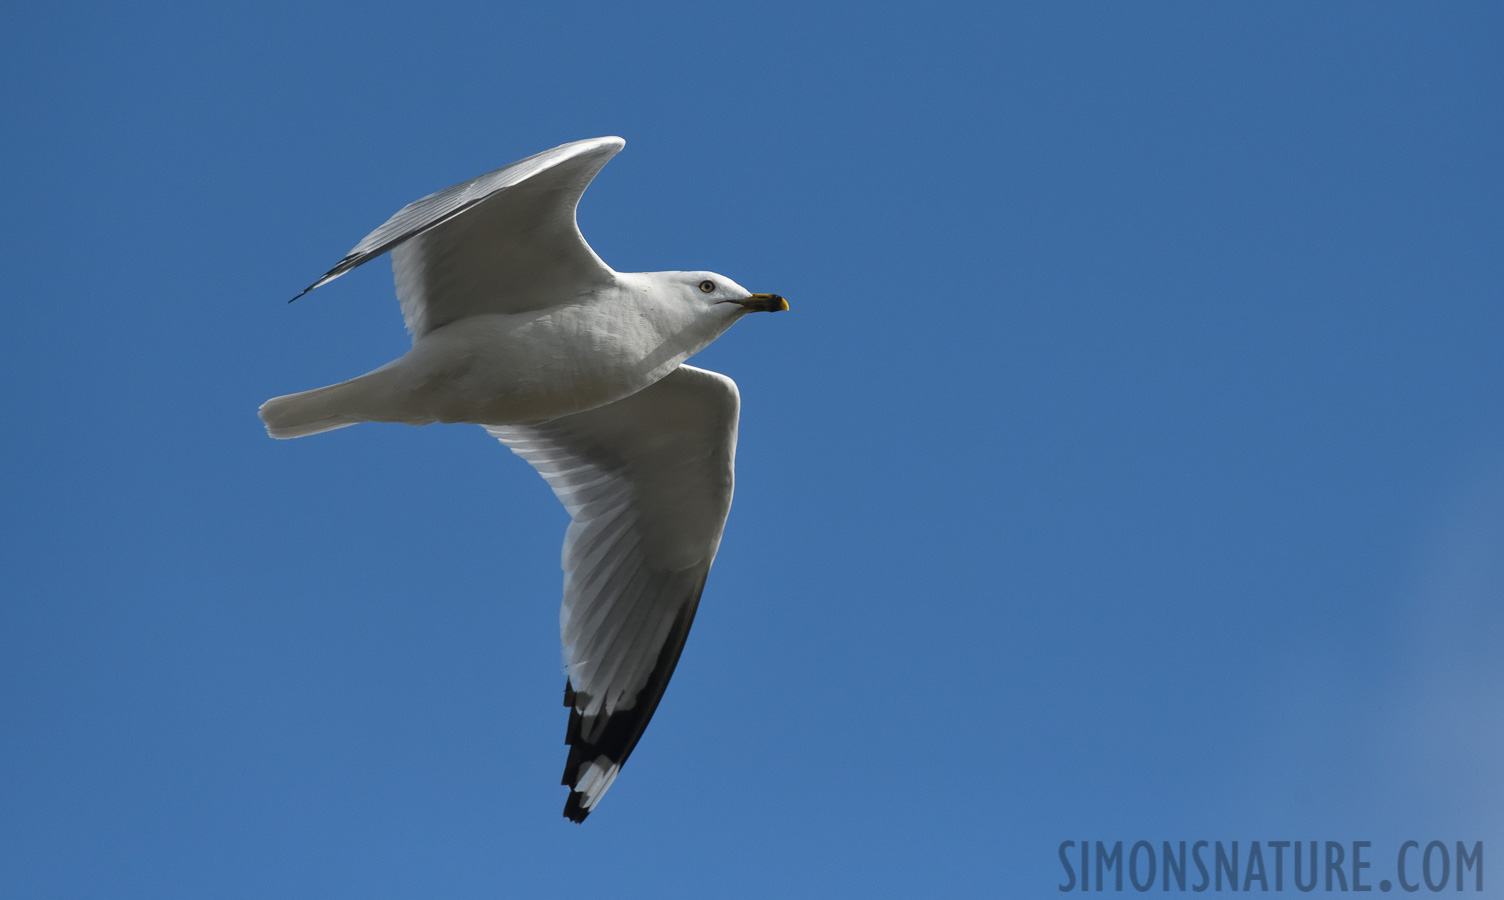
[260,137,787,822]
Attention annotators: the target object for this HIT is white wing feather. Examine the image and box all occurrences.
[486,364,739,821]
[291,136,624,335]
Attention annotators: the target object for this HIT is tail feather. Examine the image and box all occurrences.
[258,382,362,439]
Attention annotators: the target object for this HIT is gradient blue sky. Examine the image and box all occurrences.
[3,2,1501,896]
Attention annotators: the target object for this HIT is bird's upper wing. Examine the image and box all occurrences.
[291,136,624,335]
[485,365,739,822]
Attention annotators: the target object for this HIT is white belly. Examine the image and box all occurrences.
[360,302,707,426]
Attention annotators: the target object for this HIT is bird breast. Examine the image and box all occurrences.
[390,294,723,426]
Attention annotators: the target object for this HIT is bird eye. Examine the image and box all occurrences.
[698,280,716,293]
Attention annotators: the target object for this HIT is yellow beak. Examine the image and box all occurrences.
[738,293,789,312]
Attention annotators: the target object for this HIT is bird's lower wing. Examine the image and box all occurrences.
[486,365,740,822]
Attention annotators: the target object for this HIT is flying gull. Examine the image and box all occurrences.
[259,137,787,821]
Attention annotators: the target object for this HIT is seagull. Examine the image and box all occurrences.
[259,137,787,822]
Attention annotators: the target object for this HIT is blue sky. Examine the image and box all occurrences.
[3,2,1501,896]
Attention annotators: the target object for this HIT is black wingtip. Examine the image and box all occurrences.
[554,579,708,823]
[288,257,359,303]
